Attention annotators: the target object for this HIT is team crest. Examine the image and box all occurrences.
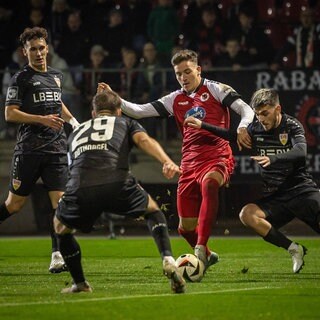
[6,86,18,100]
[200,92,209,102]
[279,133,288,145]
[54,76,61,88]
[12,179,21,191]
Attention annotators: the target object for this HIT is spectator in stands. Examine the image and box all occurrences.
[229,6,275,67]
[271,7,320,70]
[147,0,180,63]
[122,0,153,53]
[135,42,165,138]
[188,4,224,70]
[49,0,71,49]
[82,44,109,120]
[56,11,91,88]
[93,7,131,67]
[215,37,250,70]
[113,48,139,101]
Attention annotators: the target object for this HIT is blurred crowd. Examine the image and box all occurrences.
[0,0,320,139]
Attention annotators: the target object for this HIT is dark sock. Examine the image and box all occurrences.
[0,203,12,224]
[57,233,85,284]
[145,210,172,258]
[50,209,59,252]
[263,227,292,250]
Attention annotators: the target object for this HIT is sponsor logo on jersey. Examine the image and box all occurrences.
[178,101,189,105]
[200,92,209,102]
[54,76,61,88]
[257,137,264,141]
[184,106,206,119]
[33,81,41,86]
[33,91,61,103]
[279,133,288,145]
[12,179,21,191]
[6,86,18,100]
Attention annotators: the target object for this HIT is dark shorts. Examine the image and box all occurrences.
[255,190,320,234]
[9,154,68,196]
[56,176,149,233]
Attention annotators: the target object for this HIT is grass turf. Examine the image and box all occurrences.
[0,237,319,320]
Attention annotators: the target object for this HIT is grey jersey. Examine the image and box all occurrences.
[67,115,145,187]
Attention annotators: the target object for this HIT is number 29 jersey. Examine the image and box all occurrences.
[68,115,145,187]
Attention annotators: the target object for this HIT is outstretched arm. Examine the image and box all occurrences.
[132,131,181,179]
[184,116,237,141]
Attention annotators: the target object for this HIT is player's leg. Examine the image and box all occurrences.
[54,216,92,293]
[239,201,306,273]
[0,192,27,223]
[145,195,185,293]
[43,154,69,273]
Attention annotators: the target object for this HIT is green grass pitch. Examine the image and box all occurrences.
[0,237,319,320]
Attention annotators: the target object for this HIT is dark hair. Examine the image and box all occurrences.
[171,49,198,66]
[250,88,280,109]
[92,91,121,114]
[19,27,48,46]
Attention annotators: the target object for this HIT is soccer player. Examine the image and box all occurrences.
[54,90,186,294]
[0,27,80,273]
[186,89,320,273]
[97,49,254,271]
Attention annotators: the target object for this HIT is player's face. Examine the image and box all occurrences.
[23,38,48,72]
[254,104,281,131]
[174,60,201,94]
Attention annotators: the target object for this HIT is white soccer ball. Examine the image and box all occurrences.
[176,253,205,282]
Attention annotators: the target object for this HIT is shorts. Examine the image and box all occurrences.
[256,190,320,234]
[177,157,234,219]
[9,154,68,196]
[56,176,148,233]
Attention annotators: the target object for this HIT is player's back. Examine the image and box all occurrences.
[68,115,144,187]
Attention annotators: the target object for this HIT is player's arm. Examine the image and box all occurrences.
[184,116,237,141]
[132,131,181,179]
[97,82,170,119]
[61,101,80,129]
[5,104,64,131]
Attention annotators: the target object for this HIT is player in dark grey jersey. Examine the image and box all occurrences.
[0,27,80,273]
[54,90,186,294]
[185,88,320,273]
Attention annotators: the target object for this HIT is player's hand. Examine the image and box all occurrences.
[184,116,202,129]
[162,161,182,179]
[237,127,252,151]
[42,114,65,130]
[251,156,271,167]
[97,82,112,93]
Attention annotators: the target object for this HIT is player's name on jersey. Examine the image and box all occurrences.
[73,143,108,158]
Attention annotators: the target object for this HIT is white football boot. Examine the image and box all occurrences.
[288,243,307,273]
[194,245,219,272]
[163,256,186,294]
[61,281,93,293]
[49,251,68,273]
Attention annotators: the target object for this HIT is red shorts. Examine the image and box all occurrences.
[177,156,234,219]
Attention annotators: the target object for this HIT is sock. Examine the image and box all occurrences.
[57,233,85,284]
[0,203,12,224]
[263,227,292,250]
[145,210,173,258]
[50,209,59,252]
[197,178,220,247]
[178,226,198,248]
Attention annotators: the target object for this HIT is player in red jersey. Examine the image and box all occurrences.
[98,49,254,271]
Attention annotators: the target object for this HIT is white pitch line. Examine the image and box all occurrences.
[0,286,278,308]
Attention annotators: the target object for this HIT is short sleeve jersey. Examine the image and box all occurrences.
[5,65,67,155]
[68,115,146,187]
[248,113,318,197]
[150,79,241,165]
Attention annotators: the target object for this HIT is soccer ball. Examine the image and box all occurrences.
[176,253,205,282]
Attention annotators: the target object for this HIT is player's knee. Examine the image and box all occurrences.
[179,218,198,231]
[53,215,72,235]
[239,204,257,225]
